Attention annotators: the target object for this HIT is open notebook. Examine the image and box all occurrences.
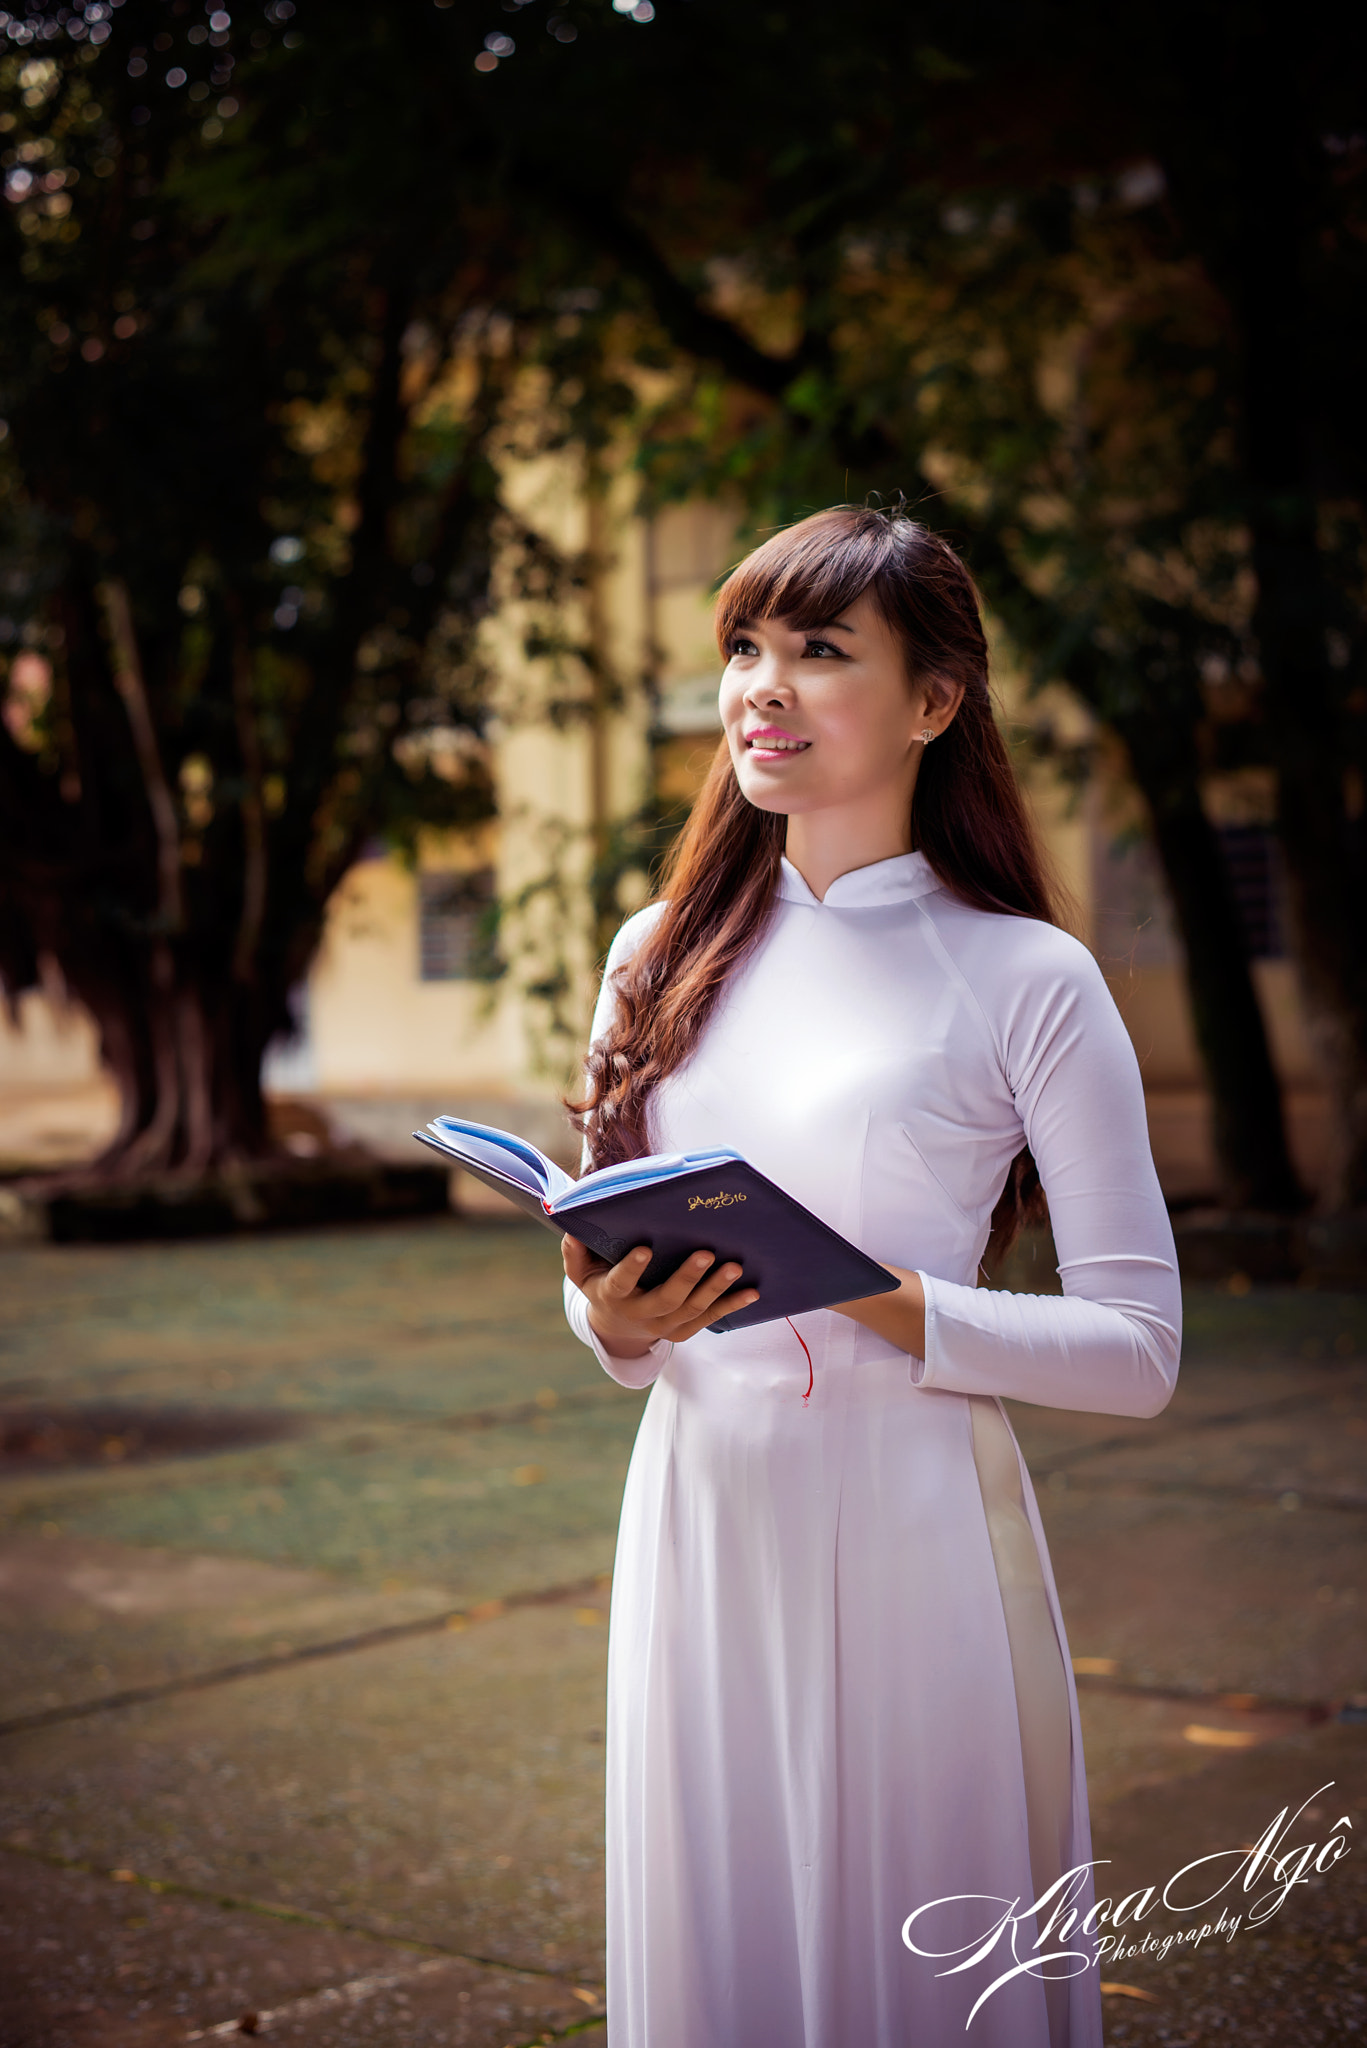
[414,1116,897,1333]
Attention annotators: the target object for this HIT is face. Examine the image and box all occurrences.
[719,592,956,818]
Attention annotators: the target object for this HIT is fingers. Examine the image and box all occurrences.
[679,1257,746,1314]
[640,1252,754,1325]
[666,1250,717,1307]
[665,1260,756,1333]
[562,1236,651,1296]
[604,1245,654,1300]
[561,1234,610,1286]
[561,1234,586,1281]
[565,1237,760,1345]
[643,1248,726,1314]
[675,1283,762,1342]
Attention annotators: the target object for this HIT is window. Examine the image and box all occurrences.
[1092,818,1289,968]
[1216,824,1287,960]
[418,867,498,982]
[1091,826,1180,969]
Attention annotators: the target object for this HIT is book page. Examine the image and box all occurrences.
[554,1147,744,1211]
[423,1118,573,1200]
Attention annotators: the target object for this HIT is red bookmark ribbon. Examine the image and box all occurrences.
[787,1316,814,1404]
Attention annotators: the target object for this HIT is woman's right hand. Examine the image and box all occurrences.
[562,1236,759,1359]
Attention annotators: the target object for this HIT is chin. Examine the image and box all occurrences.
[737,782,790,815]
[734,769,807,814]
[729,739,827,814]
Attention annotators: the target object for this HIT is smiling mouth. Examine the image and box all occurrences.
[745,734,811,753]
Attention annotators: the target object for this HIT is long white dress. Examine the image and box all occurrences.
[563,850,1181,2048]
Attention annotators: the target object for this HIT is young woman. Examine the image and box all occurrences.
[561,505,1181,2048]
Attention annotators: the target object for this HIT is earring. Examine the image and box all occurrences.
[918,728,935,744]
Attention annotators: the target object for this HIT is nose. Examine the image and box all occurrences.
[743,655,795,711]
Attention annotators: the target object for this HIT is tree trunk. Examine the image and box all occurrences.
[2,568,287,1184]
[64,952,275,1178]
[1118,717,1305,1212]
[1231,48,1367,1208]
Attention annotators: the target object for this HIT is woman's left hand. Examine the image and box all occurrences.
[832,1264,927,1359]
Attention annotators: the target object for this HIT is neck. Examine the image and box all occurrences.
[783,780,919,903]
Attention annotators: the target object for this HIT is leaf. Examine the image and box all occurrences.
[1182,1724,1261,1748]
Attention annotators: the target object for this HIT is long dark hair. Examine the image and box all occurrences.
[570,506,1058,1257]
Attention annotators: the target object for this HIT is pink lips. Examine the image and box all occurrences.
[744,725,811,758]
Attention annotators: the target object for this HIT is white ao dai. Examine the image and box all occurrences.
[564,851,1182,2048]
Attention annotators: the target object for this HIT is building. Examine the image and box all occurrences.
[0,468,1330,1199]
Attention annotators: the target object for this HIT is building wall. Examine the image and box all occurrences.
[308,832,514,1096]
[0,984,104,1088]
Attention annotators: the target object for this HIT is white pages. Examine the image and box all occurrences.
[418,1116,743,1214]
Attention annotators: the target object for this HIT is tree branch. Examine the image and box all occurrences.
[231,616,267,984]
[562,193,802,400]
[99,578,183,932]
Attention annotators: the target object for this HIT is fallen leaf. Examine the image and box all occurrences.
[1072,1656,1118,1676]
[575,1607,602,1627]
[110,1868,137,1883]
[572,1986,602,2006]
[1183,1724,1261,1748]
[512,1464,546,1486]
[1100,1982,1160,2002]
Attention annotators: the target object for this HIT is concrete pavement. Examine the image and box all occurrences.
[0,1218,1362,2045]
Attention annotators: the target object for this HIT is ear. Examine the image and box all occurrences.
[915,674,967,737]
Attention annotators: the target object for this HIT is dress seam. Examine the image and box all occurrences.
[908,895,1010,1081]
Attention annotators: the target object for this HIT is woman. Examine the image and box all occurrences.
[561,506,1181,2048]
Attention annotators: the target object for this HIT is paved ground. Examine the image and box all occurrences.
[0,1218,1363,2046]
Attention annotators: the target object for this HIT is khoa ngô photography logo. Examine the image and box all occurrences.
[900,1783,1353,2028]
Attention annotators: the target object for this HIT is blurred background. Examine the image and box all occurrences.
[0,2,1363,2044]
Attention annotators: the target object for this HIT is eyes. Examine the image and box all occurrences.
[725,634,846,660]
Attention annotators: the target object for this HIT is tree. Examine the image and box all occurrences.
[0,1,528,1174]
[4,0,1361,1209]
[473,0,1362,1207]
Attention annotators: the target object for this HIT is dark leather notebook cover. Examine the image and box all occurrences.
[556,1160,897,1332]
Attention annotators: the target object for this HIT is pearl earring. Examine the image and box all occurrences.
[918,728,935,744]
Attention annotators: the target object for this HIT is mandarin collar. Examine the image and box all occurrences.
[777,850,942,909]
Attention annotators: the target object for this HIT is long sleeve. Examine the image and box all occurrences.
[563,1269,673,1389]
[911,934,1181,1418]
[562,904,674,1392]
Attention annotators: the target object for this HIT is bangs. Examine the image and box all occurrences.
[714,508,900,652]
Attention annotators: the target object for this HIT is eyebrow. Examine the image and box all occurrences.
[731,616,857,635]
